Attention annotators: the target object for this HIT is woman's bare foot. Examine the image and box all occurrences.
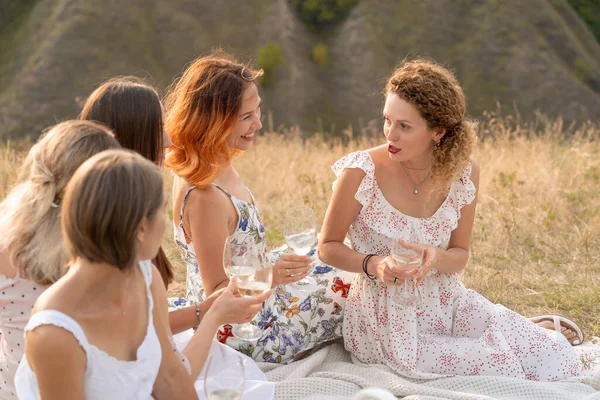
[536,320,581,345]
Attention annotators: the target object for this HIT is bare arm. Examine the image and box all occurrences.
[186,189,234,296]
[318,168,372,273]
[181,278,270,380]
[185,188,310,295]
[150,267,198,400]
[26,325,86,400]
[168,289,224,335]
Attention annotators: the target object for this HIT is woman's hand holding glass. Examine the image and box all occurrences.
[271,254,311,286]
[367,255,419,285]
[207,279,271,326]
[395,240,438,287]
[223,236,273,341]
[283,206,317,290]
[390,239,423,306]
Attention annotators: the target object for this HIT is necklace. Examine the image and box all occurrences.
[401,162,431,195]
[402,159,431,171]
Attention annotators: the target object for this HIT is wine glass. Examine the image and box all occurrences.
[223,236,272,341]
[203,354,245,400]
[283,206,317,290]
[390,238,423,306]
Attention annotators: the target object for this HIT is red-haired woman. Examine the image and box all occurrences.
[166,51,354,363]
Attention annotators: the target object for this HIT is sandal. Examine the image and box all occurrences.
[529,315,584,346]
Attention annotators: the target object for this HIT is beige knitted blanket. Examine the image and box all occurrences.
[258,342,600,400]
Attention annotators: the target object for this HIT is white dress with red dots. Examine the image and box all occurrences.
[0,272,46,399]
[334,150,583,381]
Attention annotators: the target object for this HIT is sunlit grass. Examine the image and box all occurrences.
[2,115,599,337]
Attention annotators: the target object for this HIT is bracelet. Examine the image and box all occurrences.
[192,304,201,331]
[362,254,377,281]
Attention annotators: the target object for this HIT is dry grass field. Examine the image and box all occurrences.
[2,115,599,338]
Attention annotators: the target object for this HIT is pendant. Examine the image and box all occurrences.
[414,188,419,195]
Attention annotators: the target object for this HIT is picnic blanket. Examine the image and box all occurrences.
[258,340,600,400]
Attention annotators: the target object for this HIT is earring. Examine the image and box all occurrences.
[434,140,441,148]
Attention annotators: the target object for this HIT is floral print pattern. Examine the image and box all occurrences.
[173,184,354,364]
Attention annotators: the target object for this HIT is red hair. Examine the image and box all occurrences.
[165,51,263,187]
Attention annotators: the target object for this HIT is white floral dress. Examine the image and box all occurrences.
[173,184,355,364]
[335,150,585,381]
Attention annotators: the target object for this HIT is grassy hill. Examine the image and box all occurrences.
[0,0,599,139]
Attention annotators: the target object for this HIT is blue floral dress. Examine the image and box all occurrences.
[172,184,355,364]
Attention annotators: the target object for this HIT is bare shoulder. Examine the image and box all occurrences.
[469,158,480,187]
[470,158,480,173]
[367,144,393,170]
[366,144,388,162]
[26,323,86,363]
[185,186,230,214]
[30,276,79,315]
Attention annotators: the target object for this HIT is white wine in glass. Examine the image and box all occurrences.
[223,236,268,341]
[204,354,245,400]
[235,265,273,297]
[285,228,317,255]
[284,206,317,290]
[390,238,423,307]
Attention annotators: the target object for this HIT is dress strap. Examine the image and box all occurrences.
[25,310,90,354]
[210,184,245,229]
[211,183,233,198]
[244,186,257,206]
[138,260,155,327]
[138,260,154,288]
[213,183,258,208]
[179,186,197,225]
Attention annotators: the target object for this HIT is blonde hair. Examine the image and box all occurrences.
[62,150,164,270]
[386,58,477,191]
[0,121,120,285]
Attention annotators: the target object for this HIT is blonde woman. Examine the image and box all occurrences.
[0,121,121,399]
[15,150,198,399]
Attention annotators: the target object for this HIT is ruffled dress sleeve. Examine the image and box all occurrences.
[331,151,377,209]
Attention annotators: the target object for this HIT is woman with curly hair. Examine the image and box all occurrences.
[318,59,583,380]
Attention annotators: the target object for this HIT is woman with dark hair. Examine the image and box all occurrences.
[79,77,174,286]
[318,59,587,380]
[78,77,271,384]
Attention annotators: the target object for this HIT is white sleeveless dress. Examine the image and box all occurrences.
[14,260,162,399]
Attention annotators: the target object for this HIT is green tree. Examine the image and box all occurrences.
[568,0,600,42]
[290,0,359,28]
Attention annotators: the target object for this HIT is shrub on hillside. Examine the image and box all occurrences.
[257,41,284,87]
[290,0,359,28]
[311,43,328,66]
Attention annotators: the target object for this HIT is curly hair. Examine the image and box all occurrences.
[386,58,477,191]
[164,50,263,188]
